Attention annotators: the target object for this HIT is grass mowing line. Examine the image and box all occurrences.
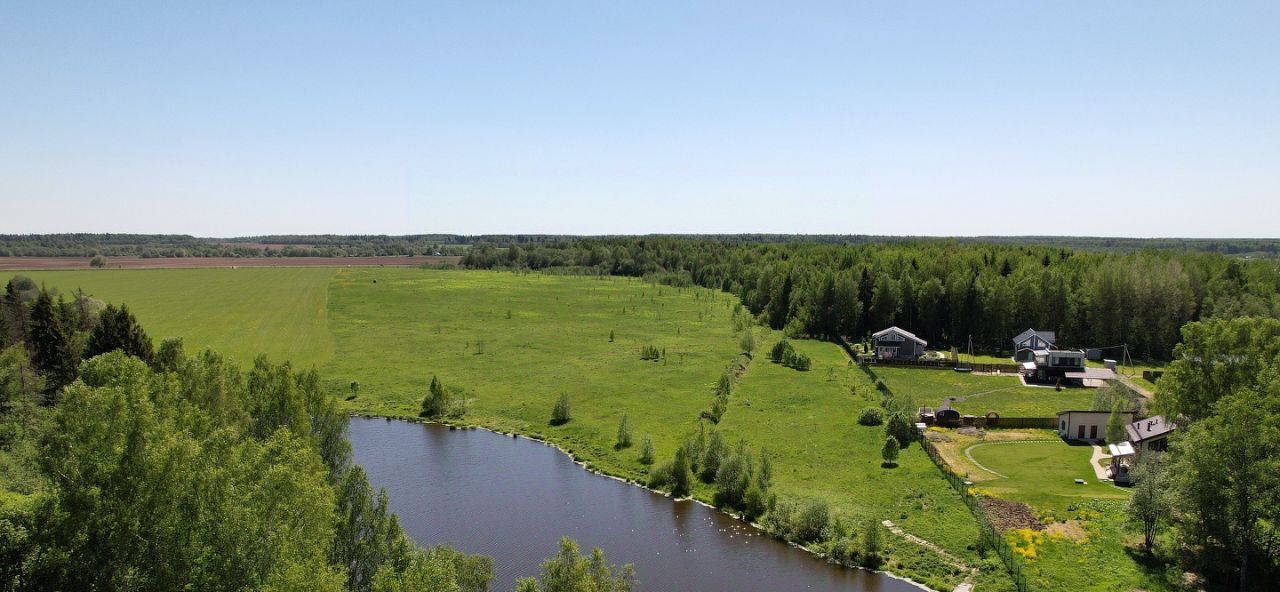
[963,441,1062,479]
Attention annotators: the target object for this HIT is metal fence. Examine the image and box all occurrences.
[919,436,1031,592]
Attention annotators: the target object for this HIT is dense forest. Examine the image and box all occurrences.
[4,233,1280,259]
[0,277,634,592]
[462,238,1280,360]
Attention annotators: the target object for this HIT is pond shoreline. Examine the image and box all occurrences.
[350,412,938,592]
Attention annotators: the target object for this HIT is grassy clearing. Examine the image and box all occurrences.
[871,367,1094,417]
[25,268,335,367]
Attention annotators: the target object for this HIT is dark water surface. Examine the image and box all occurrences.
[348,418,925,592]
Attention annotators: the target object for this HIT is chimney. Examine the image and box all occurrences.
[1147,420,1155,431]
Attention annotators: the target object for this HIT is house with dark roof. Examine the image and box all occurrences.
[1013,328,1056,362]
[1125,415,1176,452]
[872,326,927,359]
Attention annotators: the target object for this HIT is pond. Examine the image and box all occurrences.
[348,418,926,592]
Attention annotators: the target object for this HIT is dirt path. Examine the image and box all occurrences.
[881,520,976,591]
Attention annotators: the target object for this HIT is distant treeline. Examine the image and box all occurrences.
[4,233,1280,258]
[462,239,1280,360]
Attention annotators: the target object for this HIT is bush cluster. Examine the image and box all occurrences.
[421,376,469,419]
[857,407,884,426]
[640,345,662,361]
[769,340,812,371]
[648,428,774,521]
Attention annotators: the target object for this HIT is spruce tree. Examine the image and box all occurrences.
[28,288,77,394]
[85,303,154,363]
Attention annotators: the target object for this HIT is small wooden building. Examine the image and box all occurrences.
[872,326,927,359]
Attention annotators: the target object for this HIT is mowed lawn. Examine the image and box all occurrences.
[24,268,335,367]
[872,367,1095,417]
[967,441,1129,512]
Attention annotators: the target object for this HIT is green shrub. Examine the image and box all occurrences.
[764,497,830,544]
[881,436,900,466]
[770,340,794,363]
[858,407,884,426]
[886,412,915,446]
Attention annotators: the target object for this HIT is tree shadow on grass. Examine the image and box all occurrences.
[1122,545,1181,590]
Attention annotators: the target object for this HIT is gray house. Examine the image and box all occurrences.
[872,326,927,359]
[1013,329,1057,362]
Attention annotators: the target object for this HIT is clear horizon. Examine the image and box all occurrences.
[3,2,1278,238]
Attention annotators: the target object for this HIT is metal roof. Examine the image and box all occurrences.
[1108,442,1136,456]
[872,326,927,346]
[1126,415,1176,442]
[1064,368,1117,380]
[1013,328,1056,345]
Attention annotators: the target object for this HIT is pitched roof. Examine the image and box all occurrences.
[1013,328,1056,345]
[1126,415,1176,442]
[872,326,927,346]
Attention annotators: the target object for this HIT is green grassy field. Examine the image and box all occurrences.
[26,268,335,367]
[966,441,1129,512]
[871,367,1095,417]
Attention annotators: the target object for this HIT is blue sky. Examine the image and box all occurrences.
[2,2,1277,237]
